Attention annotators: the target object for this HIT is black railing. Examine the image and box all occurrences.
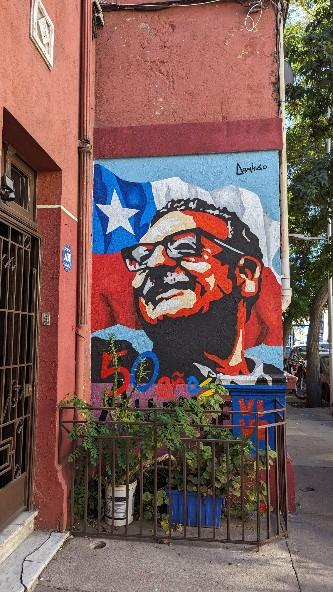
[59,401,288,548]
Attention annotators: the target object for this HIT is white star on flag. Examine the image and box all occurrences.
[96,190,139,235]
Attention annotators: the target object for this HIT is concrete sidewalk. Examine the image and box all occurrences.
[34,405,333,592]
[285,404,333,591]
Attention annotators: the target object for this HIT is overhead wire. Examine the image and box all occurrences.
[100,0,288,30]
[100,0,271,12]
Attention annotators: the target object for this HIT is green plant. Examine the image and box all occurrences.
[146,379,228,451]
[170,437,276,517]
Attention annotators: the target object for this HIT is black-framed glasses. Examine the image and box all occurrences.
[122,228,245,272]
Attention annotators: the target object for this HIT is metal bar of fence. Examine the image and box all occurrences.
[183,442,187,539]
[71,530,260,545]
[282,422,289,533]
[212,441,216,541]
[153,419,158,539]
[265,427,271,540]
[139,447,143,537]
[58,407,62,464]
[197,441,201,540]
[92,433,287,444]
[256,412,261,548]
[241,443,245,543]
[168,448,172,539]
[59,415,287,428]
[125,439,129,536]
[256,408,287,417]
[275,422,281,536]
[226,440,230,542]
[278,423,284,525]
[70,459,75,532]
[84,452,89,535]
[59,403,286,412]
[112,438,116,535]
[59,406,286,423]
[98,440,102,535]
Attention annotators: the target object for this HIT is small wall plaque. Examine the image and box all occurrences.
[62,245,73,272]
[41,312,51,326]
[30,0,54,69]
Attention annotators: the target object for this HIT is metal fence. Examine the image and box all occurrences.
[59,401,288,548]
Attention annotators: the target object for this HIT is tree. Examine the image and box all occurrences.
[285,0,333,405]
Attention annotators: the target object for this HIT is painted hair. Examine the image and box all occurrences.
[151,197,263,264]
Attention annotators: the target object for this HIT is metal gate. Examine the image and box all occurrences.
[0,218,40,529]
[60,401,288,548]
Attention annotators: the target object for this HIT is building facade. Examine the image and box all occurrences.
[0,0,97,530]
[91,2,287,420]
[0,0,289,532]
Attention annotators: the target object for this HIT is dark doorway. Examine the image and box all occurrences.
[0,220,40,528]
[0,145,40,529]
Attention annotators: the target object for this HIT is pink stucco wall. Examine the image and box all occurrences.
[0,2,81,214]
[0,1,89,529]
[96,4,278,131]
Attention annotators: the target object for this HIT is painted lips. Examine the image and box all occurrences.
[156,289,184,301]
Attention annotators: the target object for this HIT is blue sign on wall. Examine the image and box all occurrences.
[62,245,72,272]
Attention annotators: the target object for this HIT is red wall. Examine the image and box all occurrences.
[95,3,279,157]
[0,2,80,214]
[0,1,84,529]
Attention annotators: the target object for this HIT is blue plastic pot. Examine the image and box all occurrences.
[169,490,224,528]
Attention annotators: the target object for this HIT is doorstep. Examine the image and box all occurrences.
[0,511,38,565]
[0,530,69,592]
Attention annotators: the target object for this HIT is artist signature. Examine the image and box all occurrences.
[236,162,268,176]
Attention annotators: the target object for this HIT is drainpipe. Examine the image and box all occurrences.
[278,5,292,312]
[76,0,93,398]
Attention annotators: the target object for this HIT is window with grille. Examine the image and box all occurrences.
[1,145,36,223]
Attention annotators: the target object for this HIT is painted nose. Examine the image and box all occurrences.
[145,245,176,268]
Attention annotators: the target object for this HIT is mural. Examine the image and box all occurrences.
[91,152,284,403]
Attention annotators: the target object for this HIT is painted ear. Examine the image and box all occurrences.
[235,256,262,297]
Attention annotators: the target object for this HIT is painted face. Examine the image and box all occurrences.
[122,210,247,325]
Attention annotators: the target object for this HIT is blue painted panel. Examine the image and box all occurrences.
[230,388,286,450]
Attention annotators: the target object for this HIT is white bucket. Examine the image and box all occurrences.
[105,481,137,527]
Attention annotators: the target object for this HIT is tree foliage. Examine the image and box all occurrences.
[285,0,333,403]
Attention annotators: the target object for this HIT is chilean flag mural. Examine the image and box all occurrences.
[91,155,284,402]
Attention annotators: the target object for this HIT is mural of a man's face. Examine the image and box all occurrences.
[122,208,262,326]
